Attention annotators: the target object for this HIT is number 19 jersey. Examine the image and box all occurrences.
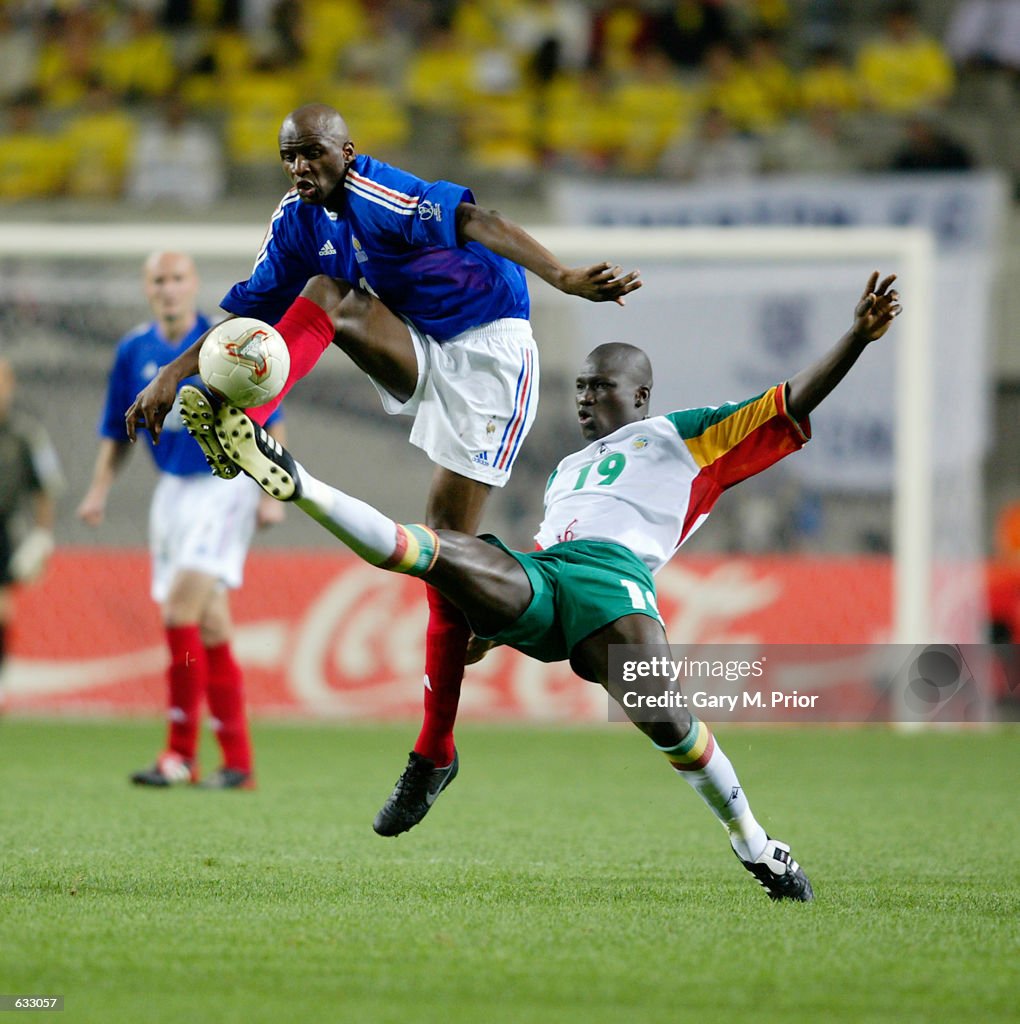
[534,384,811,574]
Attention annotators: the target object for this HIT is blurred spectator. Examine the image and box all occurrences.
[946,0,1020,71]
[762,106,859,175]
[267,0,305,65]
[612,46,695,173]
[745,28,798,120]
[698,40,781,133]
[451,0,501,49]
[64,77,138,199]
[464,91,539,178]
[540,67,616,171]
[590,1,655,75]
[504,0,591,83]
[181,26,256,110]
[659,105,763,181]
[799,43,861,112]
[856,1,955,112]
[127,91,225,207]
[100,3,177,104]
[887,114,975,171]
[748,0,791,33]
[290,0,366,74]
[657,0,732,70]
[404,20,475,115]
[223,54,299,168]
[801,0,846,50]
[35,6,101,109]
[0,8,39,103]
[334,4,413,92]
[163,0,242,29]
[723,0,791,38]
[326,66,410,160]
[0,90,70,200]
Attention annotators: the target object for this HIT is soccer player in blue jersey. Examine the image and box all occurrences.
[188,270,901,898]
[125,103,641,830]
[79,251,286,789]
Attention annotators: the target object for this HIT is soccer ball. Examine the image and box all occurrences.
[198,318,290,408]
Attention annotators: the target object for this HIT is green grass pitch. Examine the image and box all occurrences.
[1,720,1017,1023]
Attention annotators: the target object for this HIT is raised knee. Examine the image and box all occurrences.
[299,275,352,320]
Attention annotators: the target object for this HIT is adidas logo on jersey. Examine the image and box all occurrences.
[318,240,337,256]
[473,451,490,465]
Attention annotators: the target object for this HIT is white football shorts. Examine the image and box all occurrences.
[149,472,261,603]
[368,318,539,488]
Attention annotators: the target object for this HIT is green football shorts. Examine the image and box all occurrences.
[475,537,663,663]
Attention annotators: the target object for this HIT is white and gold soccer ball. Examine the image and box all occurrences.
[198,317,290,407]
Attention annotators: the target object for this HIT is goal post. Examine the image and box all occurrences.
[0,222,938,643]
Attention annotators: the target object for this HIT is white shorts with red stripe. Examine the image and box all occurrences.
[368,317,539,488]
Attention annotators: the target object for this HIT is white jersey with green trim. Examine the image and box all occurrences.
[534,386,810,574]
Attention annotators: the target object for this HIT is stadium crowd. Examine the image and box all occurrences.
[0,0,1002,203]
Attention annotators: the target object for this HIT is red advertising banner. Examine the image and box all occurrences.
[1,547,910,721]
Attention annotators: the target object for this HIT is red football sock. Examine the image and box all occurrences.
[205,641,253,774]
[413,585,469,766]
[165,624,207,761]
[248,296,335,425]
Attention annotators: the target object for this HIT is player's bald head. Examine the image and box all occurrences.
[143,250,196,280]
[142,251,199,336]
[281,103,350,144]
[585,343,653,391]
[576,343,653,439]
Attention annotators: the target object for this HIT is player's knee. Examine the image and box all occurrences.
[299,275,351,321]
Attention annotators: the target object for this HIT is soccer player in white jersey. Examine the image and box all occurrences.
[124,103,641,833]
[185,272,900,899]
[78,252,286,790]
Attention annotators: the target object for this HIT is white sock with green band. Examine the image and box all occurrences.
[655,718,768,862]
[295,471,439,576]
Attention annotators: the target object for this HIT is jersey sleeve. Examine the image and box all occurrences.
[348,162,472,251]
[666,383,811,490]
[408,179,473,249]
[221,193,317,324]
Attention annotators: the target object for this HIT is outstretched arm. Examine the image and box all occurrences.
[455,203,642,305]
[123,316,238,443]
[785,271,901,421]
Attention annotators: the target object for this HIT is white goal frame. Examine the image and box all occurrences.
[0,223,937,643]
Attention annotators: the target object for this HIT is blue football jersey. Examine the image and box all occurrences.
[99,317,282,476]
[221,155,530,341]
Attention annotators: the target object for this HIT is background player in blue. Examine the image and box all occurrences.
[78,251,286,789]
[125,103,642,831]
[186,269,902,898]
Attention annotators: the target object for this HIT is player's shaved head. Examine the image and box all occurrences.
[278,104,355,210]
[586,343,653,391]
[281,103,350,144]
[144,250,196,280]
[142,251,199,340]
[576,343,653,440]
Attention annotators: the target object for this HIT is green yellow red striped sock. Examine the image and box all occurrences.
[654,717,716,772]
[378,524,440,576]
